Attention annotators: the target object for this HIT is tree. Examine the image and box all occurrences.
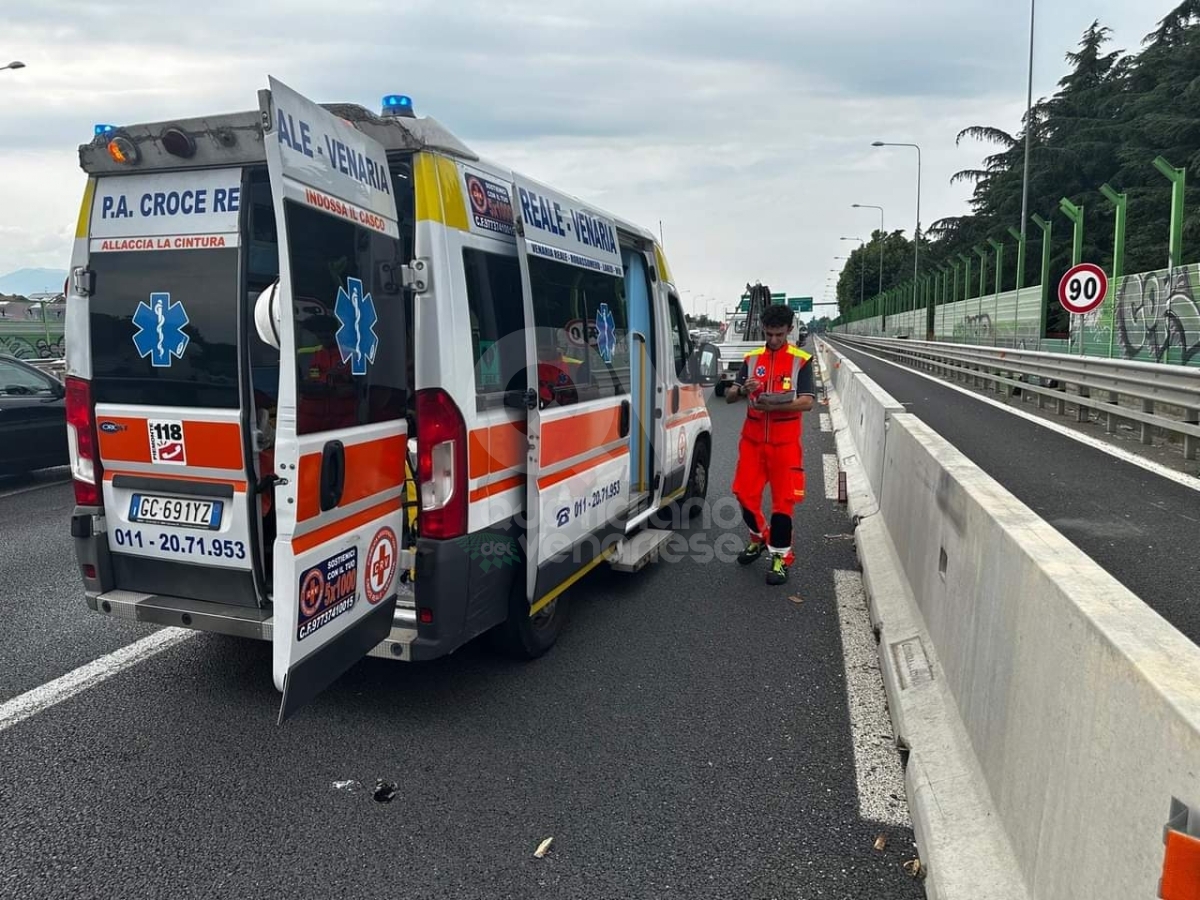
[836,229,917,316]
[840,4,1200,334]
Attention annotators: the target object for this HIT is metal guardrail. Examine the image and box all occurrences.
[23,358,66,379]
[834,334,1200,461]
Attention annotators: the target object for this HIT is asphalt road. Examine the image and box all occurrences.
[0,471,155,704]
[0,384,923,899]
[829,337,1200,644]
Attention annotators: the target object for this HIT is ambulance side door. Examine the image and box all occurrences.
[661,290,696,501]
[260,77,409,723]
[510,175,634,612]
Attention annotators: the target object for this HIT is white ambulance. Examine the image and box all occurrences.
[65,78,720,720]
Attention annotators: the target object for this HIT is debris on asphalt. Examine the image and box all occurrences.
[372,779,397,803]
[331,780,361,793]
[903,858,924,878]
[534,837,554,858]
[873,833,887,851]
[823,533,854,541]
[788,594,804,605]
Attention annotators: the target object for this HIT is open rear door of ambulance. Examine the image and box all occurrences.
[510,174,633,615]
[260,78,409,723]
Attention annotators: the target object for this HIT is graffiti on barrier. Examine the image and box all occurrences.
[961,313,993,342]
[1116,267,1200,365]
[0,333,65,360]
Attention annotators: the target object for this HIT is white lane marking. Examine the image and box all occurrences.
[0,471,72,500]
[833,569,910,827]
[0,628,196,734]
[820,413,832,433]
[823,454,839,500]
[832,340,1200,495]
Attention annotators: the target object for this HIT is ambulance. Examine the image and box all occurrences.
[64,78,721,720]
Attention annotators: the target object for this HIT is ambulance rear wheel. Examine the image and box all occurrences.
[714,381,727,398]
[493,584,567,659]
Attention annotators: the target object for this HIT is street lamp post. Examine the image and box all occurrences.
[852,204,885,299]
[871,141,922,327]
[1,61,25,72]
[1020,0,1036,249]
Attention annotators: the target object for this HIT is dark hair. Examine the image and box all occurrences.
[761,304,794,329]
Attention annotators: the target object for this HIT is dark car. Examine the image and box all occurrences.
[0,354,69,475]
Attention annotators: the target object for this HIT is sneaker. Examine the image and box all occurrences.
[737,539,765,566]
[766,553,789,585]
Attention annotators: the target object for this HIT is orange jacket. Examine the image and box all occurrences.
[737,344,814,443]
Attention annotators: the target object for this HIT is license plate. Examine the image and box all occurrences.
[129,494,223,530]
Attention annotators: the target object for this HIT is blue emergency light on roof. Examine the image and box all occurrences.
[94,124,116,137]
[381,94,415,118]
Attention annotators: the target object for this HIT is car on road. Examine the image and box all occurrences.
[0,354,68,475]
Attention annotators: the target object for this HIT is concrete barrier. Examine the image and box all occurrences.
[817,337,1200,899]
[815,342,900,514]
[816,347,877,521]
[842,373,905,503]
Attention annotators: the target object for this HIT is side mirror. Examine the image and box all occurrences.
[253,280,282,349]
[687,342,721,386]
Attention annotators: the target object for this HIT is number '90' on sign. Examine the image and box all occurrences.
[1058,263,1108,315]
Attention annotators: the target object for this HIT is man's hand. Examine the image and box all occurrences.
[743,377,762,394]
[767,394,816,414]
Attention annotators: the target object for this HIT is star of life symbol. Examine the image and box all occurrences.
[334,277,379,376]
[132,292,190,368]
[596,302,617,364]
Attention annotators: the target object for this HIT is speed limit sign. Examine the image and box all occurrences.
[1058,263,1108,314]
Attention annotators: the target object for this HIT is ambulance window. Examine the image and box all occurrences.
[246,175,279,283]
[281,201,408,436]
[88,248,241,408]
[462,249,525,395]
[528,258,630,399]
[668,294,690,378]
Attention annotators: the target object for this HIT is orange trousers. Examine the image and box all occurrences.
[732,437,805,551]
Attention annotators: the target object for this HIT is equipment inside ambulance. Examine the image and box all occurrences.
[66,78,721,721]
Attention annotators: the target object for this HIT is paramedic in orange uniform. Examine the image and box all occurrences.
[725,304,816,585]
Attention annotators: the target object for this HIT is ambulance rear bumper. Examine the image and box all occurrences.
[86,589,421,662]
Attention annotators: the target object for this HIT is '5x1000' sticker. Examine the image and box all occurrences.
[297,548,358,641]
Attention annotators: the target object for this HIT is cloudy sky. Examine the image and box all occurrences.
[0,0,1170,317]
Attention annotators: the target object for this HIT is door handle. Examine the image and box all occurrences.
[319,440,346,512]
[671,386,680,414]
[619,400,631,438]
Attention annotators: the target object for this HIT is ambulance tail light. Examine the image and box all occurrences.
[415,388,467,540]
[65,377,103,506]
